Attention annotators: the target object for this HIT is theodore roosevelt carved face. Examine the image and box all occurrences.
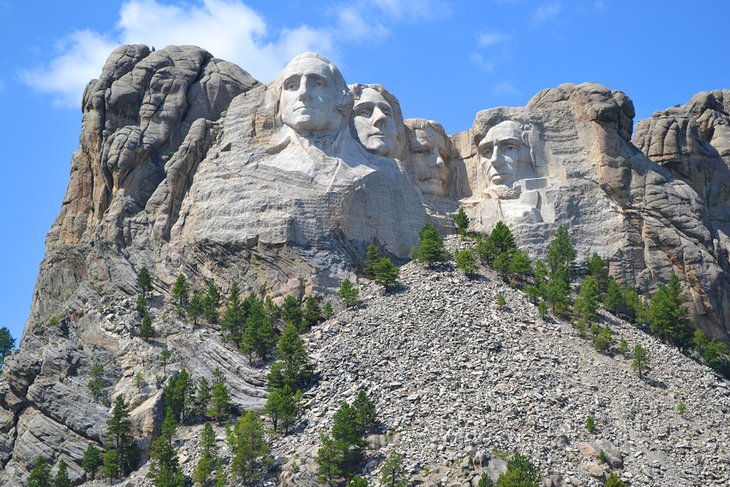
[352,86,398,157]
[278,53,351,135]
[478,120,533,199]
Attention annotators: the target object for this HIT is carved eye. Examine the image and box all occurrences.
[480,145,493,158]
[284,79,298,90]
[314,77,326,87]
[356,107,372,117]
[505,144,517,152]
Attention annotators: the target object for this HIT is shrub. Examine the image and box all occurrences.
[339,279,361,308]
[414,223,448,266]
[454,248,479,275]
[454,208,470,236]
[585,415,595,433]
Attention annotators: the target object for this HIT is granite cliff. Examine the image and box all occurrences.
[1,45,729,485]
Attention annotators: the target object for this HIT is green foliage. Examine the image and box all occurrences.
[349,476,370,487]
[586,253,609,295]
[454,208,470,236]
[214,459,226,487]
[106,395,139,476]
[372,257,400,291]
[694,328,730,375]
[137,266,153,292]
[496,293,506,307]
[87,362,105,401]
[195,377,211,421]
[241,297,278,362]
[0,326,14,367]
[380,451,407,487]
[537,301,548,319]
[454,248,479,275]
[221,284,245,343]
[163,368,194,423]
[477,222,516,265]
[585,415,596,433]
[203,283,221,323]
[598,449,607,464]
[618,339,629,356]
[631,344,650,379]
[271,323,314,391]
[546,226,576,280]
[82,444,102,480]
[544,264,571,317]
[677,402,687,415]
[592,325,615,353]
[159,346,172,374]
[139,313,156,341]
[646,273,691,347]
[281,295,303,330]
[228,411,273,486]
[194,423,218,486]
[187,290,204,325]
[352,390,378,433]
[414,223,448,266]
[102,449,121,482]
[136,294,148,316]
[495,452,540,487]
[524,285,541,304]
[508,250,533,284]
[605,472,628,487]
[478,472,495,487]
[574,276,600,324]
[209,368,231,424]
[302,295,322,331]
[363,243,382,278]
[28,457,51,487]
[148,407,185,487]
[172,273,190,307]
[54,460,71,487]
[265,385,298,433]
[339,279,361,308]
[317,401,368,483]
[493,252,511,280]
[322,302,334,319]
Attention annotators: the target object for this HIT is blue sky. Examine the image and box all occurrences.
[1,0,728,342]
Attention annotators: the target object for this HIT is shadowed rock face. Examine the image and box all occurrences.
[2,46,730,485]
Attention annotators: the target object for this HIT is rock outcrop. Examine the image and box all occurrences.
[2,44,730,485]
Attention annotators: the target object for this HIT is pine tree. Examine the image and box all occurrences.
[478,472,495,487]
[228,412,273,486]
[574,276,600,324]
[372,257,400,292]
[454,208,470,236]
[106,395,138,475]
[172,273,190,307]
[647,273,691,347]
[136,294,148,316]
[631,344,650,378]
[137,267,152,293]
[196,377,211,420]
[54,460,71,487]
[380,451,407,487]
[273,323,313,391]
[214,459,226,487]
[187,290,204,325]
[496,453,540,487]
[148,407,185,487]
[221,284,245,343]
[322,302,334,319]
[203,283,221,323]
[330,402,366,477]
[544,264,571,317]
[363,243,382,278]
[352,390,377,433]
[281,295,303,330]
[241,298,278,362]
[414,223,448,266]
[28,457,51,487]
[159,347,172,374]
[102,449,121,483]
[194,423,218,486]
[546,226,577,280]
[0,326,14,367]
[586,253,609,295]
[265,385,297,433]
[493,252,511,280]
[82,444,102,480]
[339,279,361,308]
[139,313,156,341]
[508,250,533,285]
[454,248,479,275]
[301,295,322,332]
[163,368,194,423]
[350,476,370,487]
[592,325,615,353]
[605,473,628,487]
[87,362,105,401]
[209,369,231,423]
[476,221,516,265]
[317,433,343,485]
[604,279,625,316]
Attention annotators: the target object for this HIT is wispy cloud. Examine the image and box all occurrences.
[333,5,389,42]
[492,81,519,97]
[478,32,510,47]
[469,53,494,72]
[532,2,562,24]
[368,0,449,21]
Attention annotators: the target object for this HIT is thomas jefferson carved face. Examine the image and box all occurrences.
[279,54,346,134]
[479,121,531,196]
[353,88,397,156]
[406,122,450,198]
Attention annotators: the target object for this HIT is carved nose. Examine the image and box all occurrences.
[372,107,387,127]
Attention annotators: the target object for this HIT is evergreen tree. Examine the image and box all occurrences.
[273,323,314,391]
[301,295,322,332]
[209,368,231,423]
[227,412,273,486]
[195,377,211,420]
[352,389,377,433]
[54,460,71,487]
[380,451,407,487]
[592,325,615,353]
[454,207,470,236]
[647,273,692,347]
[194,423,218,486]
[221,283,245,343]
[454,248,479,275]
[496,452,540,487]
[574,276,600,325]
[214,459,226,487]
[414,223,448,266]
[136,294,148,316]
[264,385,298,433]
[137,266,152,293]
[372,258,400,292]
[203,283,221,323]
[0,326,14,367]
[172,273,190,307]
[82,444,102,480]
[604,279,624,316]
[106,395,138,475]
[322,302,334,320]
[148,407,185,487]
[28,457,51,487]
[339,279,361,308]
[163,368,194,423]
[546,226,576,280]
[241,298,278,362]
[544,264,571,317]
[330,402,366,476]
[139,313,156,341]
[492,252,511,280]
[508,250,533,285]
[317,433,343,485]
[476,221,516,266]
[87,362,105,401]
[363,243,382,278]
[478,472,495,487]
[187,290,204,325]
[350,476,370,487]
[631,344,650,378]
[281,295,303,330]
[159,346,172,374]
[605,472,628,487]
[586,253,609,295]
[102,449,121,483]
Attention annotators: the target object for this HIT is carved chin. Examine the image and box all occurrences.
[486,184,521,200]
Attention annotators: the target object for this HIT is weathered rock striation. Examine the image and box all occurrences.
[1,43,730,485]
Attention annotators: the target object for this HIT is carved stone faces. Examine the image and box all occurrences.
[405,120,450,198]
[479,120,532,198]
[278,53,350,135]
[353,87,398,157]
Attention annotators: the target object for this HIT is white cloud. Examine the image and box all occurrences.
[478,32,509,47]
[492,81,519,96]
[333,6,388,42]
[20,0,334,108]
[469,53,494,72]
[532,2,562,24]
[368,0,448,21]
